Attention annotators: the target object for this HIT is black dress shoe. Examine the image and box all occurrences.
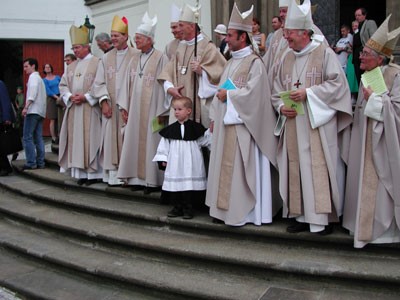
[143,186,161,194]
[21,165,36,171]
[85,179,101,186]
[317,224,334,236]
[183,210,194,219]
[0,169,10,176]
[212,218,224,224]
[167,207,184,218]
[131,185,145,191]
[286,222,309,233]
[77,178,88,185]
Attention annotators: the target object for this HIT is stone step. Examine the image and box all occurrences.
[1,177,400,289]
[7,159,399,250]
[4,156,400,298]
[0,198,400,299]
[0,216,269,300]
[0,168,355,247]
[0,246,176,300]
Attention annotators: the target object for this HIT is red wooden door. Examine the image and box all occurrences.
[23,41,64,136]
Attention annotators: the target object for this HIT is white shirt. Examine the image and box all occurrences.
[26,71,47,118]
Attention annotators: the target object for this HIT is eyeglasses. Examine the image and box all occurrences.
[283,29,304,36]
[359,51,376,58]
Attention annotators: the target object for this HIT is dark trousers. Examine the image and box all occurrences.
[169,190,207,212]
[0,153,12,172]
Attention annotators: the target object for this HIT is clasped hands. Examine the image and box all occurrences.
[70,93,86,105]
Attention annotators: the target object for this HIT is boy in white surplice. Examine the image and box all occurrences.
[153,97,211,219]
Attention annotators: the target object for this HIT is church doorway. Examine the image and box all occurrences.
[0,40,64,137]
[340,0,386,30]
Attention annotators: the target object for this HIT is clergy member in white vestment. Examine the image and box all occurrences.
[158,3,226,128]
[59,23,103,186]
[164,4,183,61]
[343,15,400,248]
[206,3,280,226]
[263,0,326,82]
[117,12,169,193]
[269,0,352,235]
[92,16,138,186]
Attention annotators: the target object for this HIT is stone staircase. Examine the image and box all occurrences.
[0,153,399,300]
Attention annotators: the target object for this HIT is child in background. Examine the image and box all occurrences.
[153,97,211,219]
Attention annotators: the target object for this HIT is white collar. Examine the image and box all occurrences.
[117,47,129,54]
[184,34,204,46]
[79,53,93,61]
[231,46,252,59]
[293,40,320,57]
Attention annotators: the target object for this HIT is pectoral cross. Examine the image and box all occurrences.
[306,67,322,86]
[85,73,94,83]
[130,70,137,79]
[283,74,292,91]
[233,76,246,88]
[143,73,155,87]
[107,65,116,80]
[294,80,302,89]
[75,72,82,78]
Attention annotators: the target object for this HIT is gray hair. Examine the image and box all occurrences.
[95,32,111,43]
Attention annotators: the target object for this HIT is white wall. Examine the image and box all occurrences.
[0,0,92,55]
[0,0,211,57]
[89,0,211,56]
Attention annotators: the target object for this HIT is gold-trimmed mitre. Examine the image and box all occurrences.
[366,14,400,58]
[70,25,89,45]
[111,15,128,34]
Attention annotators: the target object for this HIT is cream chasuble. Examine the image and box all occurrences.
[117,49,169,187]
[92,47,138,185]
[59,54,102,179]
[272,41,352,231]
[206,46,280,226]
[343,64,400,248]
[158,34,225,127]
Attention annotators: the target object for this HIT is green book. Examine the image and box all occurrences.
[152,117,166,133]
[279,91,305,115]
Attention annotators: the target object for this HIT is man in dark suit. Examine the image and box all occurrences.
[0,80,15,176]
[352,7,377,85]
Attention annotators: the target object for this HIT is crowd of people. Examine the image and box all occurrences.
[1,0,399,249]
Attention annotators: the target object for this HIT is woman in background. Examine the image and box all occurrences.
[43,63,61,144]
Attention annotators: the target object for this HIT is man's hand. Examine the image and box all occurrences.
[101,101,112,118]
[167,86,184,98]
[121,109,128,123]
[289,88,307,102]
[157,115,168,125]
[209,121,214,133]
[190,59,202,75]
[70,93,86,105]
[216,89,227,102]
[280,106,297,118]
[362,86,373,101]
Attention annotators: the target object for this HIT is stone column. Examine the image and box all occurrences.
[387,0,400,62]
